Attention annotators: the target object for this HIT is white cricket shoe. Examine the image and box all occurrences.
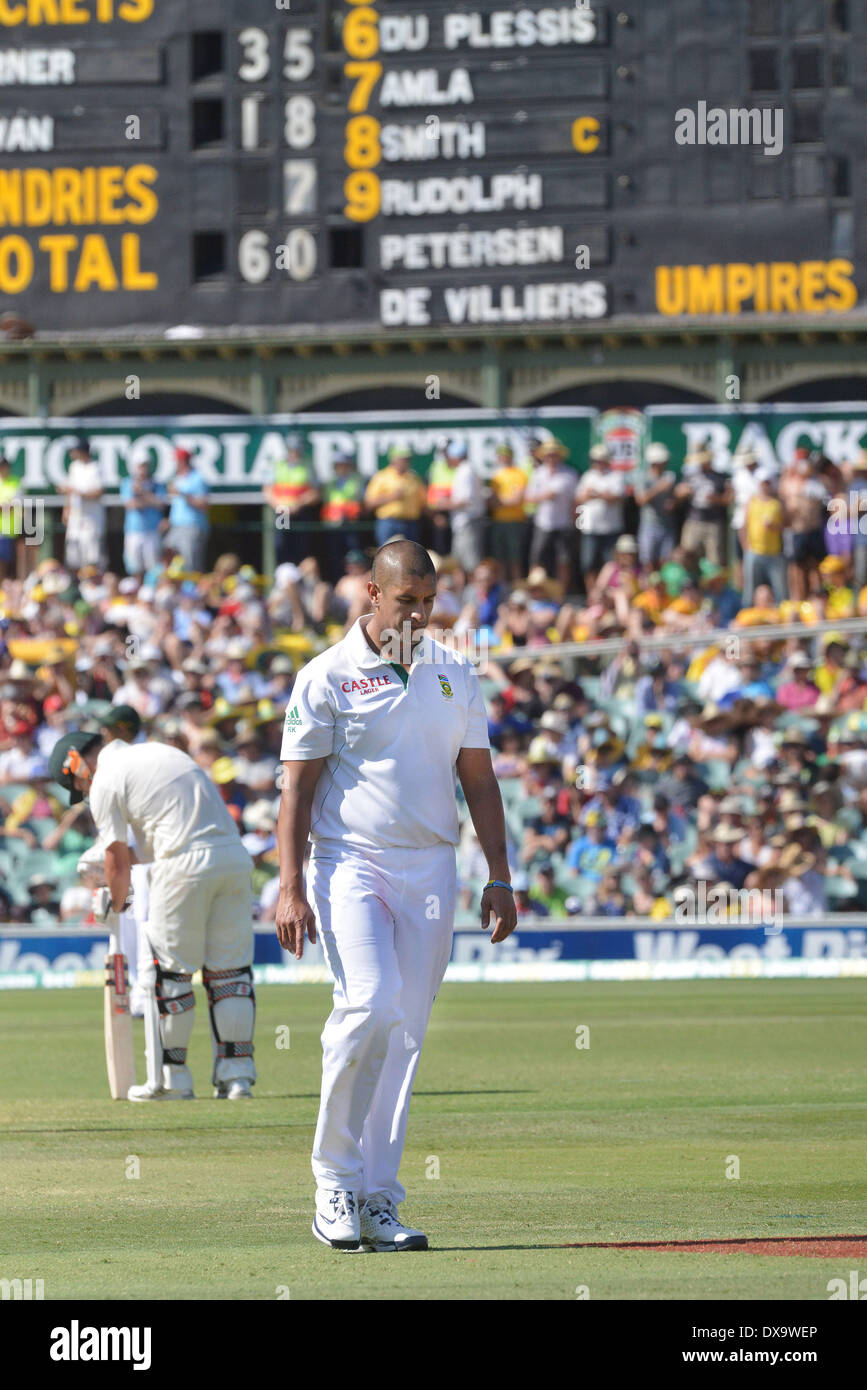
[312,1189,363,1252]
[127,1081,194,1102]
[359,1193,428,1252]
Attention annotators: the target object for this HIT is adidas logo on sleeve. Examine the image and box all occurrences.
[284,704,302,732]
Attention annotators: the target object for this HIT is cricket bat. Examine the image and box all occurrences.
[104,919,136,1100]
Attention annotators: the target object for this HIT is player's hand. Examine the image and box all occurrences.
[92,886,132,921]
[276,887,317,960]
[481,885,518,944]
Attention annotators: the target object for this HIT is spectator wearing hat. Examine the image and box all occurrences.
[585,868,628,917]
[817,554,856,620]
[320,450,364,581]
[675,447,732,567]
[26,873,61,925]
[264,434,321,569]
[215,641,268,703]
[589,534,641,628]
[574,444,627,592]
[0,454,23,581]
[263,653,295,703]
[776,652,820,710]
[440,441,486,573]
[565,811,616,879]
[742,469,785,603]
[364,444,426,546]
[700,559,742,627]
[526,439,580,593]
[634,443,677,567]
[57,438,106,574]
[718,654,775,708]
[778,448,829,602]
[748,841,828,917]
[630,715,675,776]
[120,458,167,576]
[703,825,753,891]
[686,702,739,765]
[488,443,528,582]
[112,657,165,720]
[165,448,210,573]
[581,771,642,840]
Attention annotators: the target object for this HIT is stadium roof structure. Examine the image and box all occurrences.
[3,315,867,418]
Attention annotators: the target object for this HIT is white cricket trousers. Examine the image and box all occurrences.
[307,840,456,1205]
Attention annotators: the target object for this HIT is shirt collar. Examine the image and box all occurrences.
[348,614,386,669]
[347,615,432,670]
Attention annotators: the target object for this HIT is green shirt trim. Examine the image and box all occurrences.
[388,662,409,688]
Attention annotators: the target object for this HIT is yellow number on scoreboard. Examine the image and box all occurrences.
[344,171,381,222]
[344,59,382,112]
[344,115,381,170]
[343,6,380,59]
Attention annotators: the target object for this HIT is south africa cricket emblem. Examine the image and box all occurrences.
[437,674,453,699]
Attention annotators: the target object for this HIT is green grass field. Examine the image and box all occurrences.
[2,980,865,1301]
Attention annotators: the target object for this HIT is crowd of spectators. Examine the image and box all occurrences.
[1,428,867,928]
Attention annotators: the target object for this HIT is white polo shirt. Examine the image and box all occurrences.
[67,459,105,533]
[88,739,246,863]
[280,615,490,852]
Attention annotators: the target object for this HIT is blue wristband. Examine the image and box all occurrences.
[483,879,513,894]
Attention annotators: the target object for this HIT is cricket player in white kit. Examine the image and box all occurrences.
[50,730,257,1101]
[277,540,516,1252]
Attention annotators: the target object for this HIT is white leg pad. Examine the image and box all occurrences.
[156,965,196,1094]
[203,967,256,1086]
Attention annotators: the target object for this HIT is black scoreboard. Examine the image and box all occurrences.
[0,0,863,333]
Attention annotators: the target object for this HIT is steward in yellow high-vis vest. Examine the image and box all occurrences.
[264,435,321,566]
[322,454,365,581]
[321,470,363,526]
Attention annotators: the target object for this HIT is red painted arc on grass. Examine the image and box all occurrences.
[563,1235,867,1258]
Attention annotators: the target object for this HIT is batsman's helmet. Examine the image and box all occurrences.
[49,730,102,804]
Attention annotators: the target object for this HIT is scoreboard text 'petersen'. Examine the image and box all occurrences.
[0,1,861,333]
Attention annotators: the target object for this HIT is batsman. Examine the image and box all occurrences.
[277,539,517,1252]
[50,729,257,1100]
